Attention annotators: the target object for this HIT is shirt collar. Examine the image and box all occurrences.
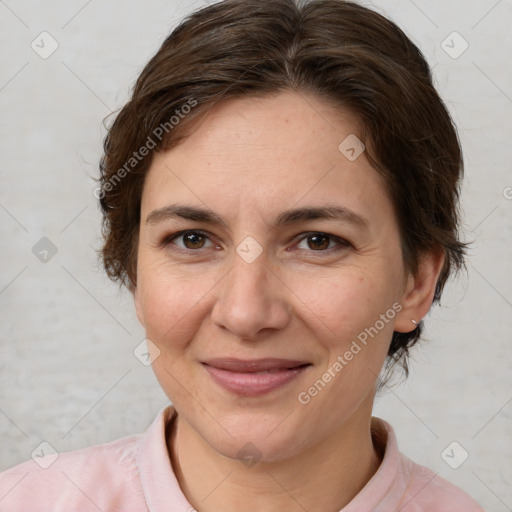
[136,405,402,511]
[137,405,193,511]
[341,416,404,511]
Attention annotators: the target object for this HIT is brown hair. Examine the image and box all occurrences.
[97,0,467,377]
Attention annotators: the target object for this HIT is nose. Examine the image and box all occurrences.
[210,248,292,340]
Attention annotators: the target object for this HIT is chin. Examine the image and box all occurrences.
[213,429,307,466]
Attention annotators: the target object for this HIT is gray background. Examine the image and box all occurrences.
[0,0,511,510]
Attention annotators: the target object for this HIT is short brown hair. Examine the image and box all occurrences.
[97,0,467,377]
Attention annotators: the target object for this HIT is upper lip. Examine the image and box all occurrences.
[202,358,311,372]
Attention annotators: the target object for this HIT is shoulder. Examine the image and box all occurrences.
[397,453,486,512]
[0,433,145,511]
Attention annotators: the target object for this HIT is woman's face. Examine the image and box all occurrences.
[134,91,416,462]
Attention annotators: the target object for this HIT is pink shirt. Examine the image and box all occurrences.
[0,405,485,511]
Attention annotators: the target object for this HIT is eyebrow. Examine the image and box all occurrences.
[145,204,369,229]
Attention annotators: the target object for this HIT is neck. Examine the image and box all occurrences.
[168,400,382,512]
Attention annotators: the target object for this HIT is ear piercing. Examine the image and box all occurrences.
[411,319,418,325]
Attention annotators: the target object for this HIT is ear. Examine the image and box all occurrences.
[133,285,146,328]
[394,248,445,333]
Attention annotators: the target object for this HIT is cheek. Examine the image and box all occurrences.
[291,267,395,346]
[136,257,219,348]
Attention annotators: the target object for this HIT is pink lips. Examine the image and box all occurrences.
[202,358,311,396]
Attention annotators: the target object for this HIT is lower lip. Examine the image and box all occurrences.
[202,364,309,396]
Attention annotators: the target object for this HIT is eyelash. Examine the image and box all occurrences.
[161,230,351,256]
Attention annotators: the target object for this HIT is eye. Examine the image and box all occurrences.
[161,230,350,255]
[294,232,350,253]
[163,230,217,251]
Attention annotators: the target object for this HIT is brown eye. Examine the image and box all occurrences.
[295,232,350,255]
[163,230,215,251]
[182,232,206,249]
[306,234,330,250]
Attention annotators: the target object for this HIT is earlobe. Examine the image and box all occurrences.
[394,249,445,333]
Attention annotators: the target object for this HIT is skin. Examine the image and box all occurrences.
[134,90,444,512]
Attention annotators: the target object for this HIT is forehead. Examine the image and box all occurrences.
[167,91,363,170]
[141,91,391,225]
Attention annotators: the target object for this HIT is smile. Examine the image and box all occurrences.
[202,358,312,396]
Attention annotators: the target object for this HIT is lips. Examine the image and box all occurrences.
[202,358,311,396]
[203,358,309,372]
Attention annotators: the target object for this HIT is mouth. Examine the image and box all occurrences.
[202,358,312,396]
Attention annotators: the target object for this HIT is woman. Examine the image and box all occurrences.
[0,0,485,510]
